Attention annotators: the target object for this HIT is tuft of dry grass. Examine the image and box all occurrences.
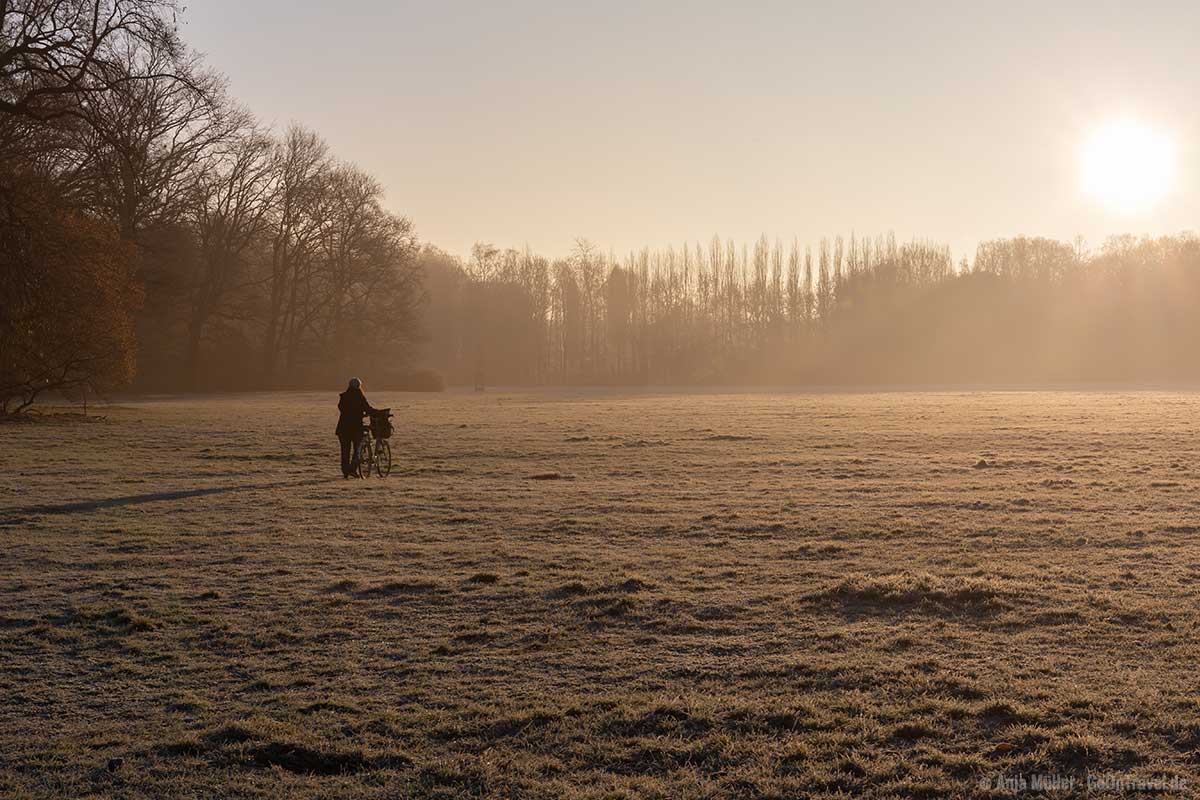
[808,572,1012,616]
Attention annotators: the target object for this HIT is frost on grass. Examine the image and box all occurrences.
[808,572,1013,616]
[3,391,1199,798]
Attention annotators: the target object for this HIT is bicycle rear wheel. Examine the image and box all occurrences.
[356,438,373,478]
[375,440,391,477]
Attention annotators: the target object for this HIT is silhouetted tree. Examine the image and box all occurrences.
[0,0,184,122]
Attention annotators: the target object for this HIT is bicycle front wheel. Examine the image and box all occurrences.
[375,440,391,477]
[356,439,373,478]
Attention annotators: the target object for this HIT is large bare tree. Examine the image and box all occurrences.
[70,37,233,239]
[0,0,184,122]
[260,125,329,383]
[183,126,274,387]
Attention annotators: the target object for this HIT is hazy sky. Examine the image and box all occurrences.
[183,1,1198,262]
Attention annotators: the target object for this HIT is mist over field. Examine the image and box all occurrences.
[5,0,1200,798]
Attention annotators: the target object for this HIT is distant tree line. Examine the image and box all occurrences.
[5,5,1199,414]
[419,232,1200,386]
[1,0,422,413]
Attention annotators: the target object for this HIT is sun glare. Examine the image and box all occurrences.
[1081,119,1175,215]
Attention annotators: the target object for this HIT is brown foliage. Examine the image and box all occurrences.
[0,169,141,412]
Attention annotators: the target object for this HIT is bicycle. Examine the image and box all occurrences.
[355,408,393,478]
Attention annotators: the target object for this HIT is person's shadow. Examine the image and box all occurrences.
[0,478,329,522]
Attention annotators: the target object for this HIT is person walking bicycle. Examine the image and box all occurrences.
[335,377,379,479]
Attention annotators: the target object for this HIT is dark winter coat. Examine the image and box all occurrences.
[336,388,377,437]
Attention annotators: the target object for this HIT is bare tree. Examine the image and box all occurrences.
[71,38,233,239]
[183,126,274,387]
[0,0,184,122]
[260,125,329,382]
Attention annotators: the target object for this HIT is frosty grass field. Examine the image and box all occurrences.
[4,390,1200,798]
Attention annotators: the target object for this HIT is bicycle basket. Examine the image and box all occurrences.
[369,409,393,439]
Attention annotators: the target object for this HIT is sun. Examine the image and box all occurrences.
[1081,119,1175,215]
